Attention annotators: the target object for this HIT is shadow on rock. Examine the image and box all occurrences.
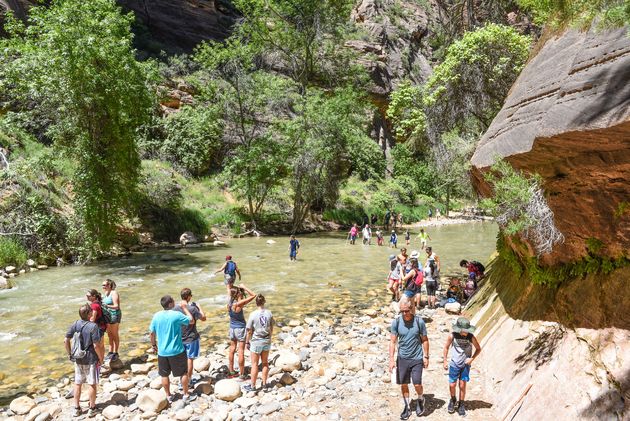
[513,324,565,375]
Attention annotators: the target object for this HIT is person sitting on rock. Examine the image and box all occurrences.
[174,288,206,389]
[463,273,478,301]
[64,304,105,418]
[459,259,485,279]
[227,284,257,379]
[389,299,430,419]
[442,317,482,416]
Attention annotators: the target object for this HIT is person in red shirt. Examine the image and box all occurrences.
[86,289,106,362]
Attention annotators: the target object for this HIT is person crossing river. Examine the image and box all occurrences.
[214,255,242,295]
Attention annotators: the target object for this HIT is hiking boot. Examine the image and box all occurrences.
[87,406,98,418]
[242,384,256,393]
[72,407,82,417]
[227,371,239,379]
[239,374,249,381]
[458,401,466,416]
[400,405,411,420]
[167,395,176,404]
[416,396,425,417]
[448,397,457,414]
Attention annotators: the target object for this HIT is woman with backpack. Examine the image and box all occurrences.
[424,261,438,309]
[86,289,106,358]
[102,279,122,361]
[401,258,423,308]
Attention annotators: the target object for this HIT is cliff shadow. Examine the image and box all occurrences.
[512,324,566,376]
[580,366,629,420]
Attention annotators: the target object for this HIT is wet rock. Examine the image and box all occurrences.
[10,396,36,415]
[26,259,36,267]
[362,308,378,317]
[214,379,242,401]
[159,254,185,262]
[445,302,461,314]
[131,363,154,374]
[108,357,124,370]
[266,239,276,245]
[136,389,168,413]
[102,405,124,420]
[213,240,226,246]
[276,351,302,372]
[36,265,48,270]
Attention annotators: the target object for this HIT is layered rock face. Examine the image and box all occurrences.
[471,26,630,265]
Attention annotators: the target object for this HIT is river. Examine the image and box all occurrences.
[0,222,497,403]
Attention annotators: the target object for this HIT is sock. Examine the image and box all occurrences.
[417,393,423,401]
[402,396,409,408]
[451,395,457,401]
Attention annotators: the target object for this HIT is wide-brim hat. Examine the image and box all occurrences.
[388,254,397,262]
[452,317,476,334]
[409,250,420,259]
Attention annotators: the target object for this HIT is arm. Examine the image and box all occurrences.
[234,294,256,309]
[443,335,453,369]
[195,303,207,322]
[179,301,194,325]
[388,334,397,372]
[107,291,120,310]
[64,337,72,359]
[214,263,226,274]
[422,335,430,368]
[89,307,97,323]
[236,267,241,280]
[150,331,157,353]
[245,328,252,350]
[466,335,482,365]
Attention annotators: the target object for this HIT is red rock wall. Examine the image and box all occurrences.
[471,26,630,265]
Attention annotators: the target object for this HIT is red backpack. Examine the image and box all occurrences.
[413,268,424,286]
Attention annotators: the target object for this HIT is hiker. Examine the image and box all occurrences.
[289,235,300,261]
[376,229,384,246]
[397,248,409,267]
[443,317,482,416]
[215,255,241,294]
[86,289,107,359]
[417,228,431,250]
[101,279,121,361]
[404,229,411,246]
[349,224,358,245]
[398,213,404,227]
[174,288,206,385]
[388,255,404,302]
[425,247,441,273]
[227,284,257,379]
[401,258,423,308]
[436,208,441,220]
[428,208,433,220]
[244,294,274,392]
[389,299,430,419]
[362,224,372,245]
[463,273,478,301]
[389,230,398,249]
[65,304,105,418]
[149,295,194,405]
[384,210,391,230]
[392,212,398,230]
[459,259,485,279]
[424,260,438,309]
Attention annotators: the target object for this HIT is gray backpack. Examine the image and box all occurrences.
[70,323,88,361]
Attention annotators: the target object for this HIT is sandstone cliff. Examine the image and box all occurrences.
[470,26,630,265]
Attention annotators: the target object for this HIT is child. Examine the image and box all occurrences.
[349,224,358,245]
[442,318,482,416]
[389,230,398,249]
[463,272,477,300]
[404,229,410,246]
[376,229,384,246]
[387,255,403,301]
[289,235,300,261]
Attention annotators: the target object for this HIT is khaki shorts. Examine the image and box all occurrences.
[74,363,100,385]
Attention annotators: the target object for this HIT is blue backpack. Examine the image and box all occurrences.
[225,260,237,276]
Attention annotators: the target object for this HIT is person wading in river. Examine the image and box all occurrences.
[149,295,194,405]
[443,317,482,416]
[214,255,241,295]
[174,288,206,388]
[389,300,430,419]
[65,304,105,418]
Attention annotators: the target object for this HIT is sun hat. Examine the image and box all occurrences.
[388,254,397,262]
[409,250,420,259]
[452,317,476,334]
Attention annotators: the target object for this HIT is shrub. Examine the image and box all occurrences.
[0,237,28,267]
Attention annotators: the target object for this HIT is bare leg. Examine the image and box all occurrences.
[413,383,423,396]
[187,358,194,380]
[88,384,97,408]
[401,384,410,404]
[449,382,457,398]
[260,350,270,387]
[111,323,120,353]
[250,351,260,389]
[458,379,467,401]
[161,377,171,397]
[73,383,82,409]
[181,373,190,396]
[228,340,236,372]
[237,341,246,375]
[106,325,114,353]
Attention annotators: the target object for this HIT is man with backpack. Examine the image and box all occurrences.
[215,255,241,294]
[64,304,105,417]
[389,300,430,419]
[459,259,485,279]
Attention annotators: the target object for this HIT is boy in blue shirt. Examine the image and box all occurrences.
[289,235,300,261]
[389,230,398,249]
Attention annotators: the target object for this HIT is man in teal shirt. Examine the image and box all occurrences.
[150,295,193,404]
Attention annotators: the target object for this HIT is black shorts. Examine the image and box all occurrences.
[396,357,423,385]
[426,281,438,296]
[158,351,187,377]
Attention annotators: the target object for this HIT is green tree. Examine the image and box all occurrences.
[1,0,156,250]
[516,0,629,28]
[195,39,294,228]
[386,81,427,151]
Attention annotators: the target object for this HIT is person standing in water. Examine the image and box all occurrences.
[443,317,482,416]
[389,299,430,419]
[289,235,300,261]
[244,295,274,392]
[101,279,121,361]
[227,284,257,379]
[389,230,398,249]
[349,224,358,245]
[417,228,431,250]
[215,255,241,295]
[362,224,372,245]
[376,229,384,246]
[404,229,411,246]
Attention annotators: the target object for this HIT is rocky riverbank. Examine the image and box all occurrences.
[1,289,496,421]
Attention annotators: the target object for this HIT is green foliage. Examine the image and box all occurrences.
[496,233,524,277]
[0,237,28,267]
[586,237,604,254]
[160,105,223,176]
[614,201,629,219]
[386,81,427,149]
[516,0,630,28]
[424,24,530,140]
[1,0,157,250]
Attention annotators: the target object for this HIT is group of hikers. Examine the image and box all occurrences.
[348,222,433,250]
[63,225,487,418]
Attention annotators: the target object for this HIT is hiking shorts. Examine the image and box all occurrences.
[184,339,200,359]
[250,341,270,354]
[74,363,100,385]
[158,351,187,377]
[396,357,423,385]
[448,364,471,383]
[426,281,438,296]
[229,327,246,342]
[290,250,297,258]
[224,274,236,285]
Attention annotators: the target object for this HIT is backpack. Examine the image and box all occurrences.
[472,261,485,273]
[413,268,424,286]
[394,314,422,335]
[70,322,88,361]
[99,306,112,325]
[225,260,237,276]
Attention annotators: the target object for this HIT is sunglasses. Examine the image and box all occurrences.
[401,309,412,314]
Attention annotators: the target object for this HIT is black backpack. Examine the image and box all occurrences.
[472,261,485,273]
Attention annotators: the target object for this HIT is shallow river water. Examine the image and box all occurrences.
[0,222,497,403]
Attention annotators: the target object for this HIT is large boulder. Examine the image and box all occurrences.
[214,379,241,402]
[179,231,198,246]
[136,389,168,413]
[102,405,124,420]
[275,351,302,372]
[0,276,12,290]
[10,396,36,415]
[444,302,462,315]
[471,25,630,265]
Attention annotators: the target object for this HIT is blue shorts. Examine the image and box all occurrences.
[250,342,270,354]
[290,250,297,258]
[448,364,471,383]
[184,339,200,359]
